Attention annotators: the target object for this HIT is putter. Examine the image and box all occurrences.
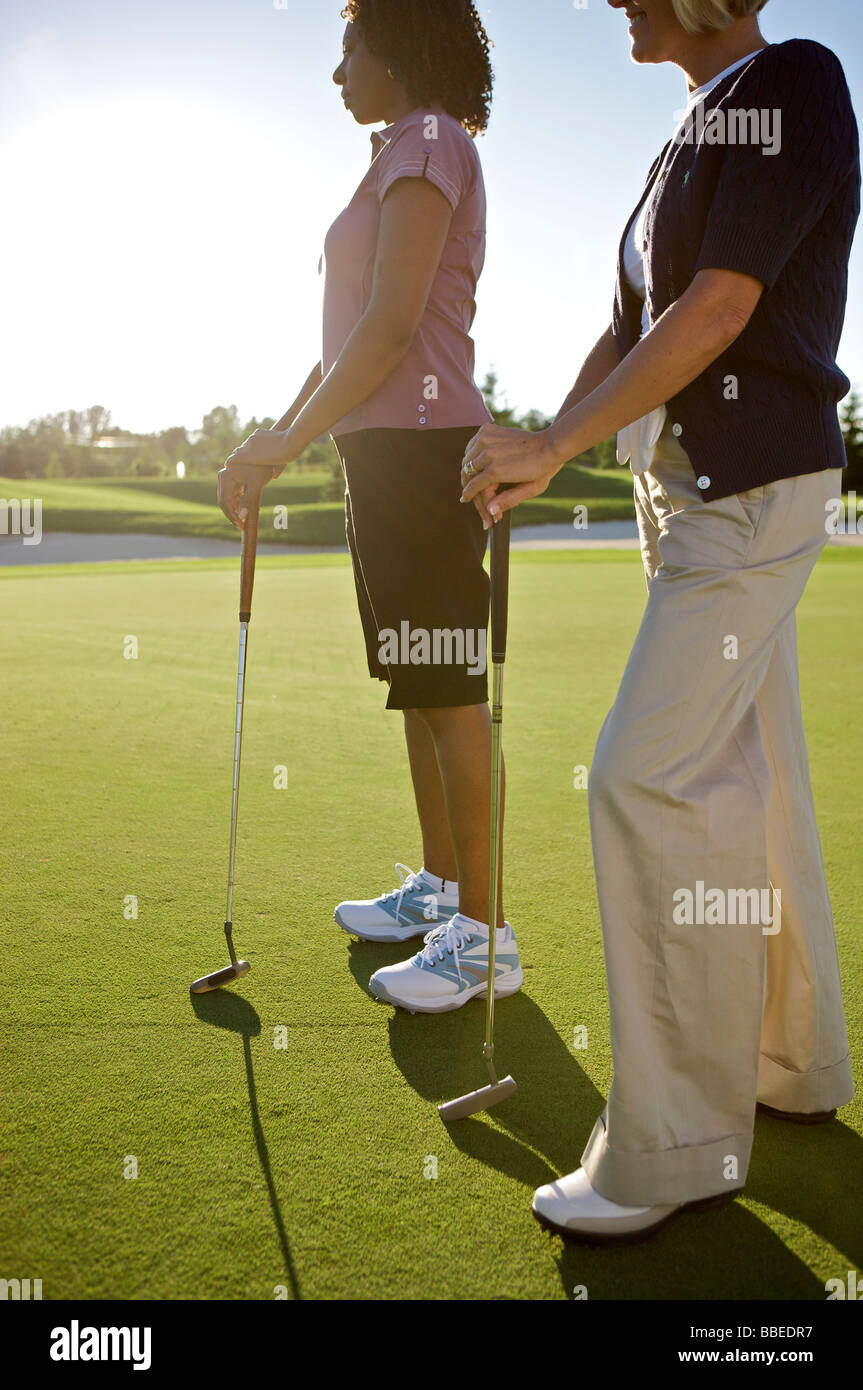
[190,465,270,995]
[439,509,517,1121]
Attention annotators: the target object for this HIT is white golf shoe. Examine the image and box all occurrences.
[334,863,459,943]
[368,912,523,1013]
[532,1166,735,1243]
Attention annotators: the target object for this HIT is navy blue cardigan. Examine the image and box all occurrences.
[612,39,861,501]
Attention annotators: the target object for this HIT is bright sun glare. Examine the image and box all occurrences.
[0,94,320,432]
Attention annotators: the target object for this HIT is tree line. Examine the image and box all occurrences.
[2,374,861,489]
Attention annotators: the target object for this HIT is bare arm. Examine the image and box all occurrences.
[543,270,763,468]
[461,268,766,516]
[554,324,620,424]
[273,363,323,432]
[467,325,621,528]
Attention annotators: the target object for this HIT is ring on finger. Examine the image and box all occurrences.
[462,459,477,481]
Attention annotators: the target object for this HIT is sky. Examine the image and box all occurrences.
[1,0,861,436]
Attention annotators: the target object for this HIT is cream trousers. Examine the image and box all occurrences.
[580,420,854,1206]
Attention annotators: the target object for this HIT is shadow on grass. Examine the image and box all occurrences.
[346,941,602,1179]
[550,1117,863,1301]
[191,991,302,1300]
[345,942,862,1300]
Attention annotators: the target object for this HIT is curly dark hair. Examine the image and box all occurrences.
[340,0,494,137]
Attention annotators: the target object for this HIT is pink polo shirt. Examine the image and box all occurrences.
[321,104,493,437]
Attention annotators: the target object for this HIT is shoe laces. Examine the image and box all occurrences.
[381,863,424,924]
[417,917,475,982]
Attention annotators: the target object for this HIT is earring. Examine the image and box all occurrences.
[387,67,395,81]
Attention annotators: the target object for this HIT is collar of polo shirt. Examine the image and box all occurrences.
[370,101,447,157]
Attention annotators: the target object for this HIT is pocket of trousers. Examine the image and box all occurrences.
[730,484,765,538]
[644,446,701,524]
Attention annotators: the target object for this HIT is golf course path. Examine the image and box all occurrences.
[0,523,641,564]
[2,522,860,565]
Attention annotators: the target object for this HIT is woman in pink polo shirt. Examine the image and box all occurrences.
[219,2,523,1013]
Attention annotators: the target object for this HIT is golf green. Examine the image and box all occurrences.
[1,549,860,1300]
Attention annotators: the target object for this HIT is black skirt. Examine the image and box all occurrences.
[334,426,490,710]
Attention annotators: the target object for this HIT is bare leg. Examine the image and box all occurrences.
[403,709,458,883]
[415,703,505,928]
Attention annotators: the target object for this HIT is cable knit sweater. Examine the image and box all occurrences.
[612,39,861,501]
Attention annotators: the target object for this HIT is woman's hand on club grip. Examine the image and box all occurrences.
[218,461,281,531]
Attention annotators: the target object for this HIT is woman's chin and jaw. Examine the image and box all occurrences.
[339,88,383,125]
[608,0,687,66]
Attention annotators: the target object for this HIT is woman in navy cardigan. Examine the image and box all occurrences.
[460,0,860,1242]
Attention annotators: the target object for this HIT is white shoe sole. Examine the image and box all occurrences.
[531,1190,738,1244]
[334,906,455,944]
[369,965,524,1014]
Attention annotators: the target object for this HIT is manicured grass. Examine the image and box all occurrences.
[1,471,638,547]
[0,475,343,546]
[76,473,334,507]
[0,549,860,1300]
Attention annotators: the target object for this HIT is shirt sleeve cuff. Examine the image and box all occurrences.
[378,158,461,211]
[694,222,795,291]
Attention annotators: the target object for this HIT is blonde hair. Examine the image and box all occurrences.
[672,0,769,35]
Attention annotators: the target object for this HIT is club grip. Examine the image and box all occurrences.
[490,511,512,663]
[236,468,268,622]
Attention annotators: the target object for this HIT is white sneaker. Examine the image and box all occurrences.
[334,863,459,943]
[532,1167,733,1243]
[368,912,523,1013]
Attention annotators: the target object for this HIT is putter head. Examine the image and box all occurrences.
[189,961,251,995]
[438,1075,517,1123]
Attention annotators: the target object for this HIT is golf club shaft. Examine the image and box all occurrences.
[225,620,249,937]
[484,511,512,1079]
[225,482,265,939]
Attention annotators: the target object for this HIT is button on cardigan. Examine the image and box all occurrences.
[612,40,861,502]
